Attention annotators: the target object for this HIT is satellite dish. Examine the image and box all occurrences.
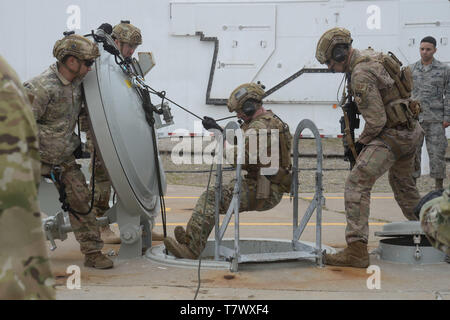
[83,31,167,259]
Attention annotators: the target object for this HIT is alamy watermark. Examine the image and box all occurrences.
[366,5,381,30]
[366,265,381,290]
[66,5,81,30]
[66,265,81,290]
[170,122,281,175]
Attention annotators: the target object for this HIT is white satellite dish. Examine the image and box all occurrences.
[83,31,167,259]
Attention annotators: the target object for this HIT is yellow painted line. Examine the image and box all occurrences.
[155,222,386,227]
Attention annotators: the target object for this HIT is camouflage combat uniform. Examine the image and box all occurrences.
[0,55,55,299]
[420,184,450,255]
[410,59,450,180]
[23,63,104,255]
[183,110,292,257]
[345,49,424,244]
[80,118,112,222]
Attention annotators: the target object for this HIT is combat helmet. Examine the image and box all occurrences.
[53,32,100,62]
[112,21,142,47]
[227,83,265,113]
[315,27,353,64]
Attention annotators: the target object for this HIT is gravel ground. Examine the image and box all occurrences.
[161,137,450,194]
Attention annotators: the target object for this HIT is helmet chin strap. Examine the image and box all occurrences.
[343,49,354,73]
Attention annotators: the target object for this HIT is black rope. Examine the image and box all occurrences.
[144,84,203,121]
[138,86,168,239]
[194,162,215,300]
[215,115,237,122]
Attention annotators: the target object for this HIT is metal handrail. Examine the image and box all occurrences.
[292,119,324,266]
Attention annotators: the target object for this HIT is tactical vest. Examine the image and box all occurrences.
[353,50,420,130]
[243,112,292,193]
[261,113,292,193]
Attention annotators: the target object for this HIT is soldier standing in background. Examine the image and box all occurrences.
[81,21,164,245]
[164,83,293,259]
[0,55,55,299]
[23,33,113,269]
[410,36,450,190]
[315,28,424,268]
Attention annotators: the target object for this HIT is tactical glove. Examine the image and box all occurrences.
[202,116,223,132]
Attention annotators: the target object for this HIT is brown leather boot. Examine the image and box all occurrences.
[100,225,121,244]
[174,226,188,245]
[163,237,197,259]
[84,252,114,269]
[324,241,370,268]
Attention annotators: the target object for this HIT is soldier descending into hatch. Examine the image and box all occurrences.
[163,82,293,259]
[315,27,424,268]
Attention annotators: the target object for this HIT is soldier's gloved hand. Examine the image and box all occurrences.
[355,141,365,155]
[202,116,223,132]
[344,147,354,160]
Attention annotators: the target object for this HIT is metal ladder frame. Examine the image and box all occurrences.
[213,119,324,272]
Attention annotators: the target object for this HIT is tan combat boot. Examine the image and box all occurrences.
[163,237,197,259]
[174,226,188,245]
[84,252,114,269]
[100,225,121,244]
[324,241,370,268]
[152,231,165,241]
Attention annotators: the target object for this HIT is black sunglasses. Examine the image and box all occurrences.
[84,60,95,67]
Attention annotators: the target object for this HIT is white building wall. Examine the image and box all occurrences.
[0,0,449,137]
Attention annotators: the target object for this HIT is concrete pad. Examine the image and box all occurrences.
[44,185,450,301]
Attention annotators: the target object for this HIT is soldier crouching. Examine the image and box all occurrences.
[164,83,293,259]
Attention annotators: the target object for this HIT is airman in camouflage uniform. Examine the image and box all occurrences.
[410,36,450,190]
[23,33,113,269]
[0,55,55,299]
[315,28,424,268]
[164,83,292,259]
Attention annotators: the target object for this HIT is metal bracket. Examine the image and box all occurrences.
[42,211,70,251]
[413,234,422,261]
